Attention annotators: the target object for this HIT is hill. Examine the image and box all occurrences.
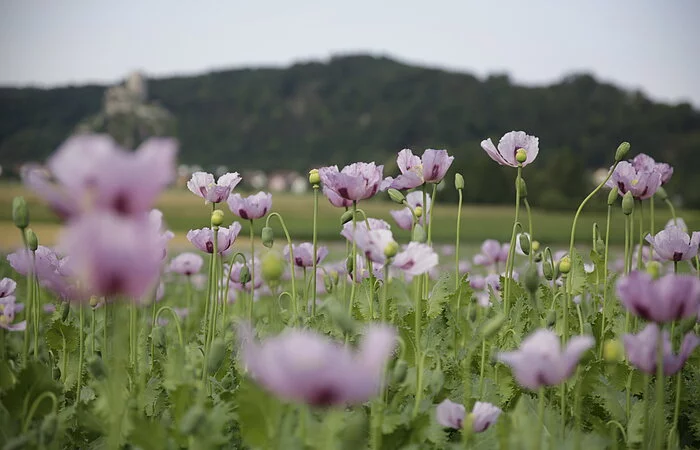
[2,54,700,207]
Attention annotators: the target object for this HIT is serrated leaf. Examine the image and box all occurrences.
[0,362,62,422]
[427,272,456,319]
[235,378,283,449]
[627,399,645,445]
[45,319,79,353]
[569,248,587,297]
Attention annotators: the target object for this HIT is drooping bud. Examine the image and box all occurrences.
[558,256,571,274]
[645,261,662,279]
[414,206,423,218]
[340,210,354,225]
[607,187,619,206]
[387,188,406,204]
[595,238,606,254]
[211,209,225,227]
[261,226,274,248]
[25,228,38,252]
[308,169,320,185]
[345,255,354,275]
[454,173,465,190]
[519,233,530,255]
[622,191,634,215]
[524,264,540,294]
[515,148,528,164]
[543,262,554,281]
[614,142,630,162]
[392,360,408,384]
[261,252,284,282]
[516,176,527,198]
[239,265,252,285]
[12,197,29,229]
[603,339,624,362]
[412,224,426,243]
[546,310,556,327]
[384,240,399,259]
[61,301,70,322]
[655,187,668,201]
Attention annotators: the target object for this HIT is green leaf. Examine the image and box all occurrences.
[626,399,645,446]
[0,362,62,423]
[235,378,284,449]
[568,248,587,297]
[45,319,79,354]
[427,272,456,319]
[129,417,169,450]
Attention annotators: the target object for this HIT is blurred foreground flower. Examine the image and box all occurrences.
[617,271,700,323]
[239,324,396,406]
[623,324,699,376]
[168,252,204,276]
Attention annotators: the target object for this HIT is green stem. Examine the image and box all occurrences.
[636,199,644,270]
[560,275,568,438]
[455,188,463,289]
[664,198,677,225]
[649,195,655,260]
[381,263,390,322]
[670,371,682,450]
[643,373,651,446]
[20,230,31,364]
[249,219,256,323]
[478,339,486,397]
[600,205,612,358]
[265,213,298,323]
[504,165,523,315]
[22,391,58,433]
[302,267,308,316]
[32,269,40,359]
[348,202,358,317]
[154,306,185,348]
[574,369,582,450]
[655,330,665,450]
[412,276,423,418]
[202,227,218,383]
[523,198,534,265]
[311,185,319,318]
[536,386,545,450]
[76,305,84,405]
[91,307,96,355]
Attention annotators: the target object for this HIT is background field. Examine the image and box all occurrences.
[1,182,698,252]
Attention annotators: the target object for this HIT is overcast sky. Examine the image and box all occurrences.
[1,0,698,106]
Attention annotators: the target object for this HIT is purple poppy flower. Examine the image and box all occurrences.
[59,212,165,299]
[485,273,501,292]
[473,240,509,268]
[385,149,455,189]
[470,275,486,291]
[481,131,539,167]
[0,299,26,332]
[284,243,329,268]
[645,226,699,262]
[187,171,242,203]
[617,271,700,323]
[187,223,242,254]
[168,252,205,276]
[390,191,431,230]
[624,324,699,376]
[631,154,673,185]
[458,260,471,274]
[239,324,396,406]
[497,329,594,390]
[321,185,353,208]
[0,278,16,298]
[436,399,501,432]
[319,162,385,202]
[23,134,177,219]
[228,260,263,292]
[665,218,688,233]
[227,192,272,220]
[348,228,397,265]
[606,161,662,200]
[6,247,79,300]
[392,242,439,276]
[341,218,391,243]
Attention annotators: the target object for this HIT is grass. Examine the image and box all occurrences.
[0,182,698,250]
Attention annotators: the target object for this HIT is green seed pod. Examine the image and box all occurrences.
[481,313,506,339]
[558,256,571,274]
[531,240,540,253]
[519,233,530,255]
[61,301,71,322]
[622,191,634,215]
[392,360,408,384]
[89,296,100,308]
[384,240,399,258]
[387,188,406,204]
[546,310,556,327]
[516,176,527,198]
[607,186,619,206]
[655,186,668,201]
[261,226,274,248]
[211,209,225,227]
[308,169,321,185]
[614,141,631,162]
[414,206,423,218]
[25,228,38,252]
[261,251,284,282]
[12,196,29,230]
[87,356,107,380]
[515,148,528,164]
[180,405,207,435]
[239,265,252,285]
[543,262,554,281]
[524,264,540,295]
[412,224,426,243]
[454,173,465,190]
[207,339,227,375]
[340,210,354,225]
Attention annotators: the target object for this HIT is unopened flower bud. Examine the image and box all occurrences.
[261,252,284,282]
[546,310,556,327]
[12,196,29,229]
[558,256,571,274]
[543,262,554,281]
[655,187,668,201]
[387,188,406,204]
[531,240,540,253]
[595,239,606,254]
[614,142,630,162]
[308,169,320,185]
[340,210,354,225]
[261,226,274,248]
[515,148,528,164]
[414,206,423,218]
[454,173,465,190]
[61,301,70,322]
[239,265,252,285]
[25,228,38,251]
[524,264,540,294]
[346,255,355,274]
[516,177,527,198]
[211,209,225,227]
[481,313,506,338]
[603,339,624,362]
[393,360,408,384]
[330,270,339,285]
[607,187,619,206]
[89,296,100,308]
[622,191,634,215]
[519,234,530,255]
[412,224,426,243]
[645,261,662,279]
[384,240,399,259]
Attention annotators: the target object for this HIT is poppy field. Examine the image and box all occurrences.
[1,132,699,450]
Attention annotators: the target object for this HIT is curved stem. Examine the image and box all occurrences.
[265,212,298,323]
[311,185,319,318]
[222,252,247,319]
[155,306,184,348]
[664,198,677,224]
[22,391,58,433]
